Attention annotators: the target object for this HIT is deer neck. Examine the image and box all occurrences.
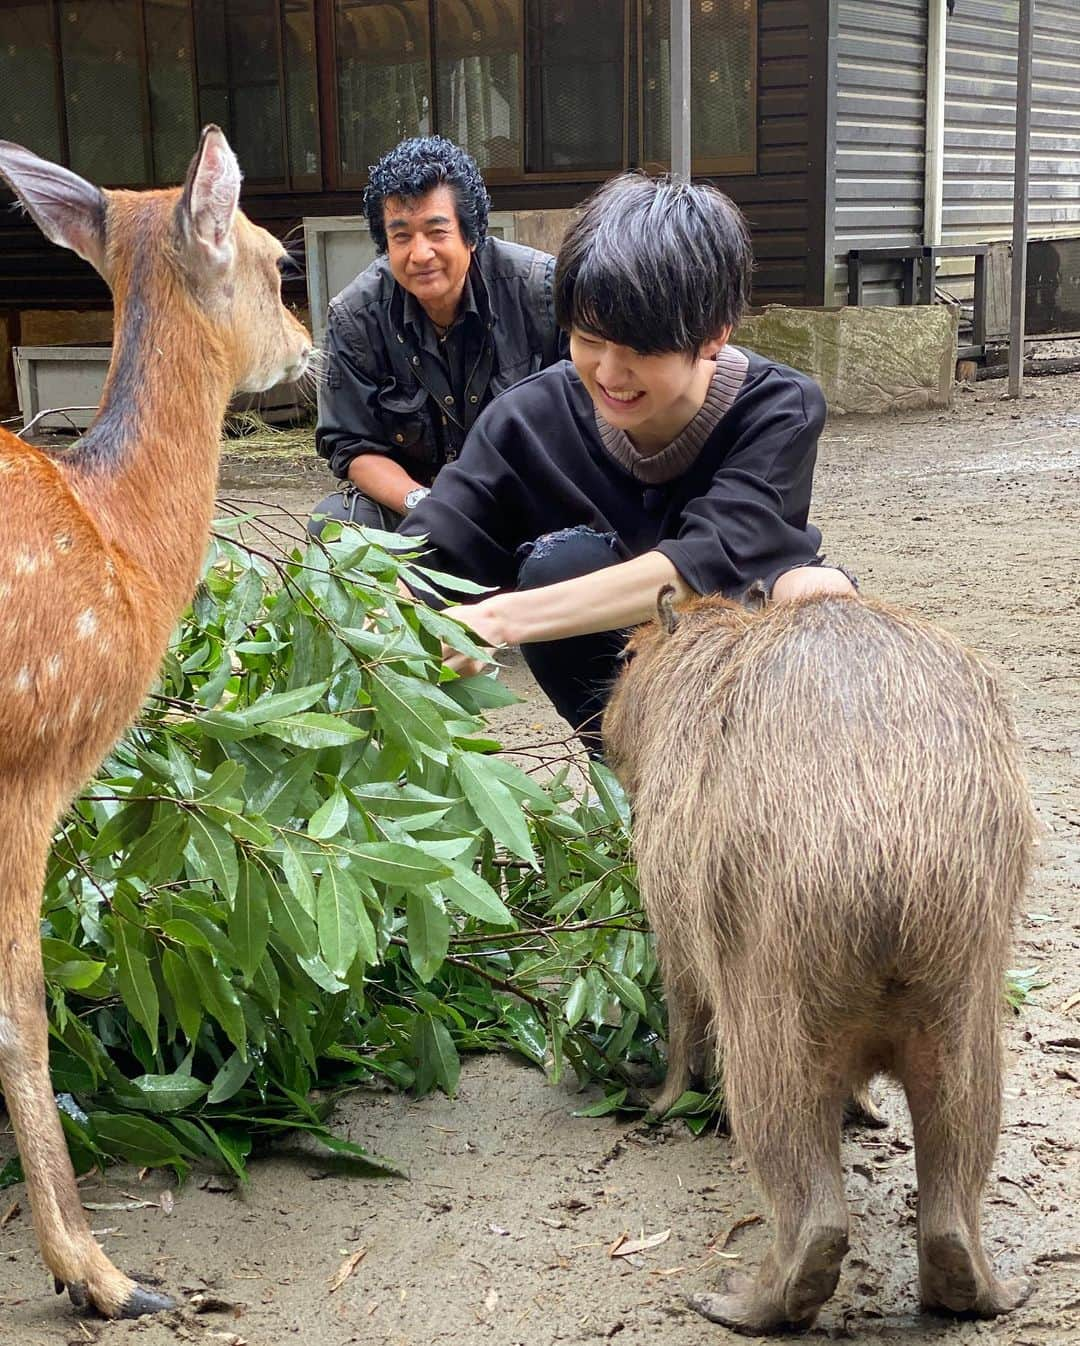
[66,264,232,620]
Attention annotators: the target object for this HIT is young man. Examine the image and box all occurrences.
[311,137,563,534]
[397,174,854,751]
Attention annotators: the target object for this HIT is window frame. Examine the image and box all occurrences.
[635,0,758,179]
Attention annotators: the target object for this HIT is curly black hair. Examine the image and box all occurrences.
[554,173,753,355]
[363,136,491,254]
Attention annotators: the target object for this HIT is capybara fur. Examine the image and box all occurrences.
[602,590,1036,1335]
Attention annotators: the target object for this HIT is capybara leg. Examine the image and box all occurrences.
[649,978,711,1118]
[0,895,173,1318]
[688,1048,848,1334]
[900,1025,1031,1318]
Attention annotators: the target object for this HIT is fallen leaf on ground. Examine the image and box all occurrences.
[82,1200,157,1212]
[610,1229,671,1258]
[715,1214,764,1249]
[160,1190,175,1215]
[1,1200,19,1228]
[328,1246,367,1293]
[190,1291,243,1314]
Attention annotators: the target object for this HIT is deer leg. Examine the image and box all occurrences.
[688,1017,849,1334]
[0,833,172,1318]
[898,1014,1031,1318]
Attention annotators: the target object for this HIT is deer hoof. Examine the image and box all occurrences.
[118,1283,175,1318]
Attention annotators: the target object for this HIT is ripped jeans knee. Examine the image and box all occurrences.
[516,525,620,591]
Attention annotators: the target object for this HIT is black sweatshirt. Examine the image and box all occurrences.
[396,350,826,598]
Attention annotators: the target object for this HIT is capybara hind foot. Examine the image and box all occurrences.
[842,1083,888,1130]
[920,1233,1032,1318]
[688,1225,849,1335]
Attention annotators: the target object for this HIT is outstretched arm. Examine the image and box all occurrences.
[443,550,691,676]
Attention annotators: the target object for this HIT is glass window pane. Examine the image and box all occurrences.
[436,1,522,175]
[335,1,431,179]
[525,0,625,173]
[60,1,148,185]
[145,0,198,183]
[0,5,63,161]
[194,0,299,185]
[641,0,755,168]
[284,0,320,184]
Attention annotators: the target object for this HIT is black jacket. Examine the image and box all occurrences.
[316,236,562,484]
[398,353,826,598]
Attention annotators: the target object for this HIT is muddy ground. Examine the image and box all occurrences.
[2,372,1078,1346]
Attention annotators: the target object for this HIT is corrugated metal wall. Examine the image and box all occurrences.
[938,0,1080,307]
[944,0,1080,243]
[832,0,927,303]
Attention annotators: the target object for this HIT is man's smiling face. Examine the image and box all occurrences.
[383,185,475,324]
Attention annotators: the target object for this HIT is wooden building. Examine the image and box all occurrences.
[1,1,1079,335]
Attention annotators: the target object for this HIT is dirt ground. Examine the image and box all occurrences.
[2,372,1078,1346]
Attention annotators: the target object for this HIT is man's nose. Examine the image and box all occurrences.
[410,234,436,264]
[596,346,628,385]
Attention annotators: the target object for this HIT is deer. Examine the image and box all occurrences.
[0,127,311,1318]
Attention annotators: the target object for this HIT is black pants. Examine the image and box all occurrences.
[515,527,627,757]
[308,485,403,538]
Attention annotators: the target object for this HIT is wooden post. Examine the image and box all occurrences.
[670,0,691,183]
[1008,0,1035,398]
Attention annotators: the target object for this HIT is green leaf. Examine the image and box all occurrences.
[280,837,317,917]
[268,712,369,749]
[187,950,247,1057]
[368,667,451,754]
[89,1114,190,1170]
[129,1072,208,1114]
[573,1089,628,1118]
[438,865,513,926]
[349,842,452,890]
[317,865,363,978]
[413,1014,460,1097]
[266,880,319,959]
[605,969,647,1017]
[452,752,536,865]
[229,680,329,727]
[185,812,239,903]
[588,761,631,829]
[564,975,588,1028]
[161,949,203,1044]
[406,890,450,983]
[308,786,350,841]
[207,1052,254,1105]
[230,856,270,982]
[112,918,159,1045]
[40,939,105,991]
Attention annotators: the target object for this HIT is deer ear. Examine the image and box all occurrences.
[178,125,241,268]
[657,585,680,636]
[0,141,106,273]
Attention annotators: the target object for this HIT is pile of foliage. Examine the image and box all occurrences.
[18,521,689,1187]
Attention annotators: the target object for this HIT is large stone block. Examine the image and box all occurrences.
[735,304,959,414]
[511,208,576,258]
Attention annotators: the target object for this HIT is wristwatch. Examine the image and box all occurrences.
[403,487,431,512]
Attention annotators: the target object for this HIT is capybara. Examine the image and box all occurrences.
[602,588,1036,1334]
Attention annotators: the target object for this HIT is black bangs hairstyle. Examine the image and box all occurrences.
[363,136,491,254]
[554,173,753,355]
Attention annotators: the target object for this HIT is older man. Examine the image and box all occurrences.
[311,137,563,533]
